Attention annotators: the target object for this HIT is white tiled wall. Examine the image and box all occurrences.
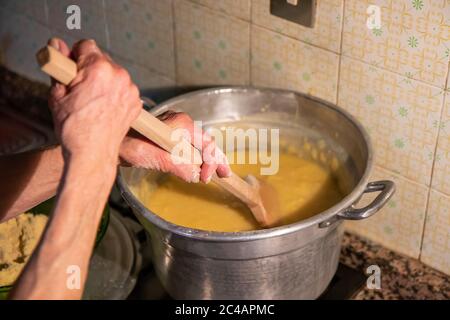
[0,0,449,274]
[105,0,176,78]
[432,92,450,195]
[173,0,250,85]
[337,0,449,275]
[338,56,444,185]
[251,25,339,103]
[421,190,450,274]
[0,0,176,89]
[252,0,344,53]
[342,0,449,88]
[47,0,109,48]
[189,0,251,21]
[112,54,175,90]
[1,0,48,25]
[0,7,50,84]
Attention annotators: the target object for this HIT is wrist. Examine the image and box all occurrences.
[63,148,118,171]
[60,151,117,211]
[63,156,117,189]
[40,154,116,254]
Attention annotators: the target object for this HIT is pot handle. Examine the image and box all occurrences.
[319,180,395,228]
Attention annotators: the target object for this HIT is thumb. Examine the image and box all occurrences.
[120,135,201,183]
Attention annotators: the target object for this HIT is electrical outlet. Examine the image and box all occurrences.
[270,0,317,28]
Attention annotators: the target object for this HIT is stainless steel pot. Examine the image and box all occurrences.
[117,87,395,299]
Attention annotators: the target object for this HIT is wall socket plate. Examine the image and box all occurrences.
[270,0,317,28]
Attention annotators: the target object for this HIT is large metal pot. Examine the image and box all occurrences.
[117,87,395,299]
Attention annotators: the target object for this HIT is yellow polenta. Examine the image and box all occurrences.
[0,213,47,287]
[140,151,344,232]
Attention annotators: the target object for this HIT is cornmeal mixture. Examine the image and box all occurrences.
[0,213,47,287]
[140,151,344,232]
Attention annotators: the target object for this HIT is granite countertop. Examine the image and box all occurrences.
[1,65,449,300]
[341,232,450,300]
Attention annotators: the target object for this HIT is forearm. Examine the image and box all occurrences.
[10,156,117,300]
[0,146,63,222]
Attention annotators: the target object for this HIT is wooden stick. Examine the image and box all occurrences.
[36,45,272,226]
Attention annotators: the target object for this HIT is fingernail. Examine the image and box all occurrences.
[205,175,212,184]
[49,38,60,50]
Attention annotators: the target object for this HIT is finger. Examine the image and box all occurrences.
[200,140,217,183]
[48,38,71,90]
[198,129,231,180]
[48,37,71,56]
[120,134,201,183]
[199,139,231,182]
[161,112,231,181]
[213,147,231,178]
[49,82,67,103]
[71,39,102,61]
[160,112,206,152]
[216,160,231,177]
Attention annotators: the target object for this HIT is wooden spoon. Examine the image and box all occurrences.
[36,45,279,227]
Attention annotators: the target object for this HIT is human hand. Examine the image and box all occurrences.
[48,38,141,166]
[120,111,231,183]
[48,38,231,183]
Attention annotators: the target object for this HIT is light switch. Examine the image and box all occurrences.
[270,0,317,28]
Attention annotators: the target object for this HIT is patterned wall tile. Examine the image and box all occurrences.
[49,32,79,49]
[111,54,175,90]
[345,166,428,259]
[252,0,344,53]
[251,25,339,103]
[47,0,108,48]
[0,0,48,25]
[421,189,450,274]
[432,91,450,195]
[338,56,444,185]
[342,0,450,88]
[0,8,51,84]
[174,0,250,85]
[188,0,251,21]
[105,0,175,79]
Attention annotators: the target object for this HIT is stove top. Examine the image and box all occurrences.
[127,260,366,300]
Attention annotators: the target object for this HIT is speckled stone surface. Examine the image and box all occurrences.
[341,232,450,300]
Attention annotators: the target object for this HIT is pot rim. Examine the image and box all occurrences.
[117,86,373,242]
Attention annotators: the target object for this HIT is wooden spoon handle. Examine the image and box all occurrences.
[36,45,260,207]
